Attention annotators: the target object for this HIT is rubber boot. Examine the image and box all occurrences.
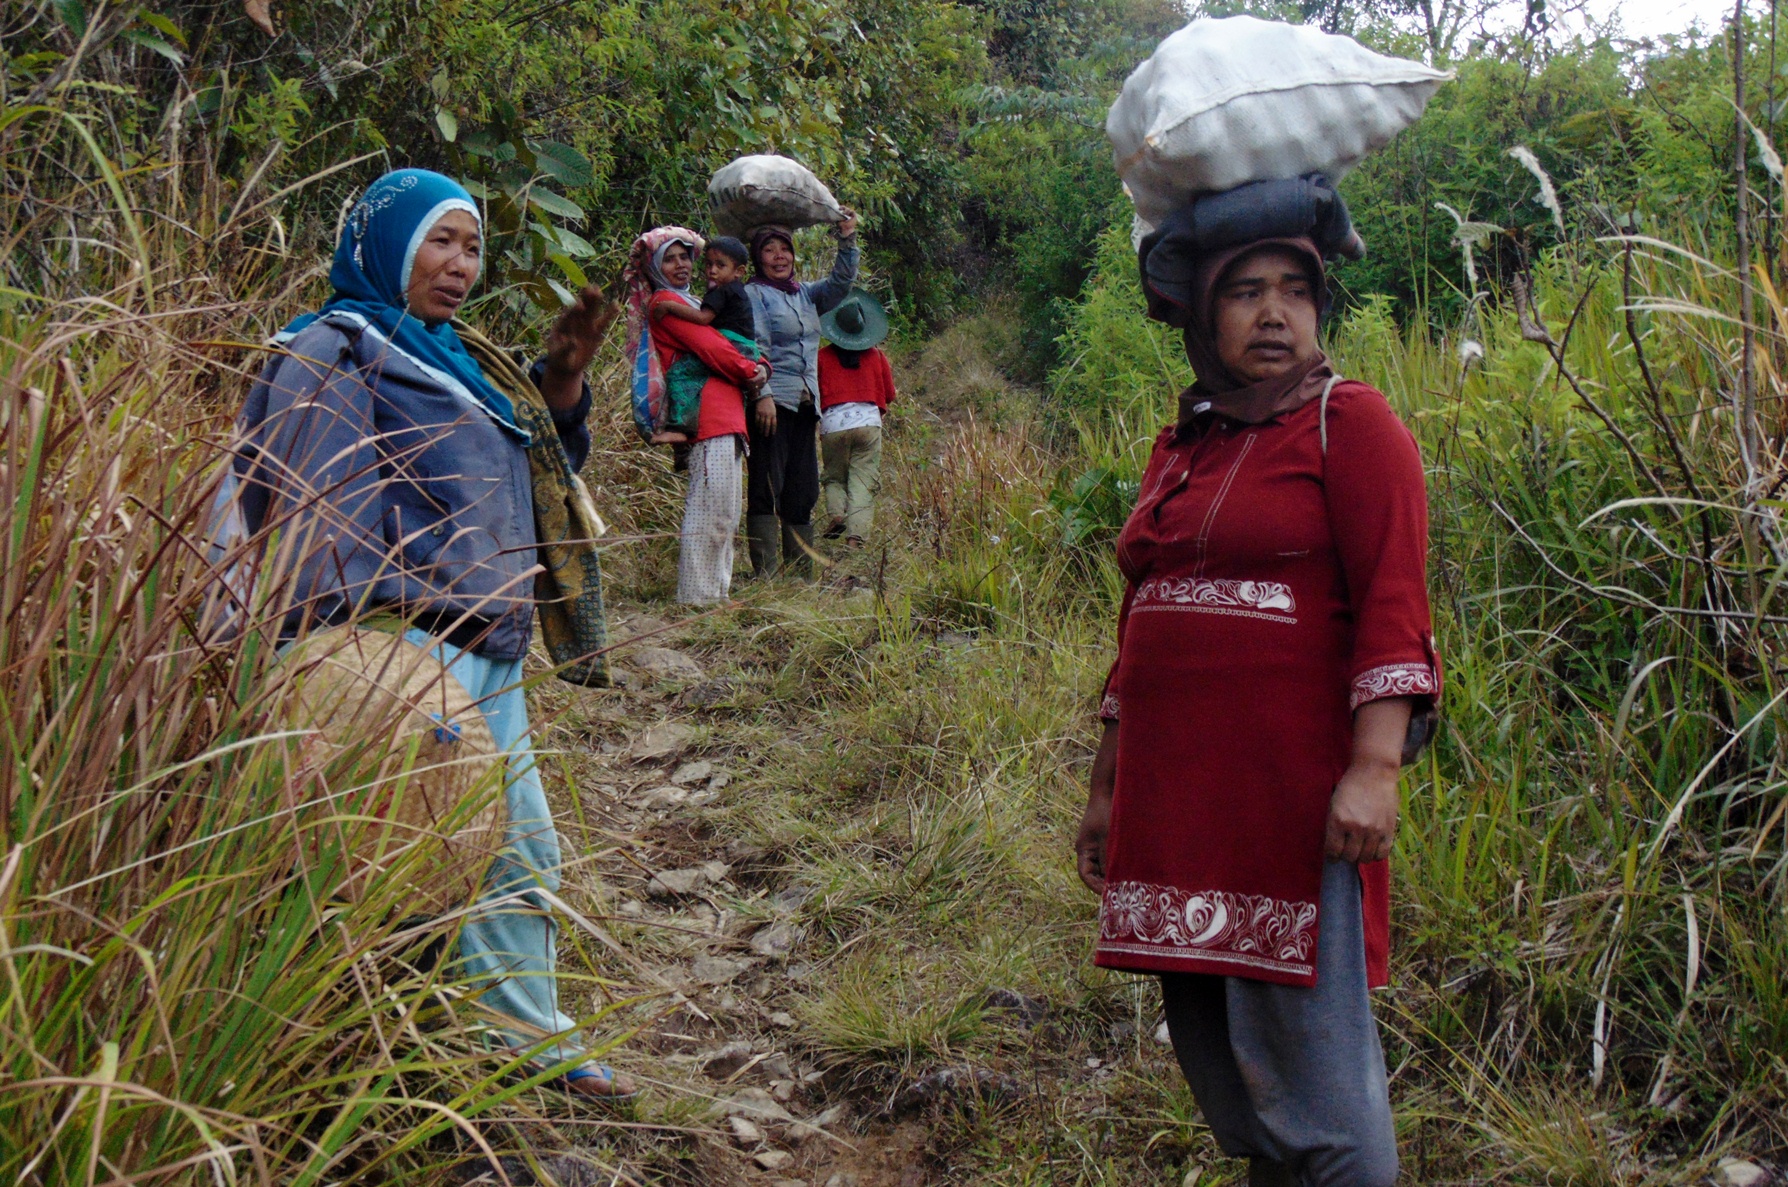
[746,515,781,579]
[782,521,817,580]
[1248,1159,1295,1187]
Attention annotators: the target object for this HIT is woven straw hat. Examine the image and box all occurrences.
[278,627,505,914]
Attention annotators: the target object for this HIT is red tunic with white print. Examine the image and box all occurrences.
[1094,380,1438,989]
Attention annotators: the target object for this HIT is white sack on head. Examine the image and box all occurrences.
[708,154,844,237]
[1108,16,1450,228]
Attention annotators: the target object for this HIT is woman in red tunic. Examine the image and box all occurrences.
[1074,212,1438,1187]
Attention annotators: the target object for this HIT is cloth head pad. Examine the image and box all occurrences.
[1140,174,1362,327]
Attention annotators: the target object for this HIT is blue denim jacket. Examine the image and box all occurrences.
[747,236,859,410]
[229,312,590,660]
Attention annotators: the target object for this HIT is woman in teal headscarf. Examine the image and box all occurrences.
[226,168,633,1097]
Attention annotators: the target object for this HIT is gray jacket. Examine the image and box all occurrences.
[748,236,860,410]
[228,312,590,660]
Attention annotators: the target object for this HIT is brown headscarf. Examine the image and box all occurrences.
[748,224,800,294]
[1176,237,1335,435]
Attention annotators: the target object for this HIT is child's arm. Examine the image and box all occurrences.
[651,300,715,325]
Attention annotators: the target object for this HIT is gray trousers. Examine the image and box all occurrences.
[1160,860,1398,1187]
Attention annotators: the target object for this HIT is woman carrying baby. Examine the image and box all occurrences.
[624,227,766,604]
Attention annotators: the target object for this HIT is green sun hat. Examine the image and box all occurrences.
[819,288,890,351]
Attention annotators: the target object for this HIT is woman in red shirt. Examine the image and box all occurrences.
[1073,213,1438,1187]
[624,229,763,604]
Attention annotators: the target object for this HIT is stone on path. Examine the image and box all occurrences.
[1714,1160,1770,1187]
[983,987,1047,1028]
[680,677,738,709]
[754,1151,794,1172]
[691,954,754,985]
[809,1104,848,1129]
[890,1065,1019,1114]
[773,885,814,913]
[726,1115,765,1145]
[769,1011,797,1029]
[751,921,804,959]
[632,646,703,681]
[630,721,695,761]
[635,784,688,810]
[645,863,724,896]
[647,868,708,893]
[616,613,669,638]
[669,759,713,785]
[702,1040,757,1079]
[719,1086,798,1126]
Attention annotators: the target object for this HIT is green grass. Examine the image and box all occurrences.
[647,215,1788,1180]
[7,27,1788,1185]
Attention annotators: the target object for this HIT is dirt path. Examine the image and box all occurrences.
[460,320,1206,1187]
[512,598,949,1187]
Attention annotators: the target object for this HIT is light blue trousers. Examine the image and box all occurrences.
[408,630,585,1068]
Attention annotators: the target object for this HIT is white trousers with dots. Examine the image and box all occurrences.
[677,434,743,605]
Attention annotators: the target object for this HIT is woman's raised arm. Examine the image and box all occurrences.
[808,226,860,314]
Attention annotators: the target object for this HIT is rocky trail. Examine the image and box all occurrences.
[446,327,1204,1187]
[477,596,1002,1187]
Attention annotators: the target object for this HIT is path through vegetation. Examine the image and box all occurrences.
[453,318,1227,1185]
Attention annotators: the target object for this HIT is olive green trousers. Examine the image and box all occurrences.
[820,425,883,540]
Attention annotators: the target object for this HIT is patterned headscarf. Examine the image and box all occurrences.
[622,226,705,441]
[281,168,524,439]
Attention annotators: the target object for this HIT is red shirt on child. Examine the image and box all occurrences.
[817,344,896,412]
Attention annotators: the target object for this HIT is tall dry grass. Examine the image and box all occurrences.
[0,86,651,1185]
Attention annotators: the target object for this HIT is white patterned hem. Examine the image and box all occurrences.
[1350,662,1438,711]
[1098,880,1317,972]
[1131,576,1298,624]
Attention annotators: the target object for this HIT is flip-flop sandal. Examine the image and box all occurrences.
[549,1063,637,1100]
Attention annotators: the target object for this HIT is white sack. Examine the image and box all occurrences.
[708,154,844,237]
[1109,16,1449,229]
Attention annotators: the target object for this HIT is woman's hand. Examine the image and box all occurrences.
[1325,697,1412,864]
[540,283,618,411]
[754,396,778,437]
[834,207,859,239]
[1075,721,1119,893]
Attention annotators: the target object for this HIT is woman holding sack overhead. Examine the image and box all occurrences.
[1073,176,1438,1187]
[225,168,633,1098]
[623,226,763,604]
[743,211,859,577]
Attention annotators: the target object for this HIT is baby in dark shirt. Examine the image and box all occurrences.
[650,236,761,442]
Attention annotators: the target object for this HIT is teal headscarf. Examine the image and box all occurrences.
[282,168,525,439]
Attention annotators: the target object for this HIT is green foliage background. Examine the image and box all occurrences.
[10,0,1788,1179]
[11,0,1783,343]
